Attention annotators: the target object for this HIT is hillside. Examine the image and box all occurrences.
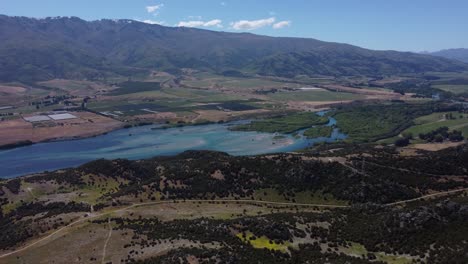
[0,15,467,82]
[0,145,467,263]
[429,48,468,63]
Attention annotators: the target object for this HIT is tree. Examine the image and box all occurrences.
[434,134,444,143]
[394,137,410,147]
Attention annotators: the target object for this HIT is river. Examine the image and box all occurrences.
[0,113,346,178]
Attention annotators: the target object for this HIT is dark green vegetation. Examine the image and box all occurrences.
[230,112,328,134]
[0,140,33,150]
[332,103,462,142]
[0,201,90,250]
[109,81,161,96]
[419,127,464,142]
[0,15,466,82]
[122,198,468,264]
[303,126,333,138]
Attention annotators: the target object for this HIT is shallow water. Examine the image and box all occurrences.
[0,115,346,178]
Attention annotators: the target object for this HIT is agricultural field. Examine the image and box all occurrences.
[268,89,363,102]
[0,111,123,147]
[182,74,302,90]
[403,111,468,137]
[230,112,328,134]
[107,81,161,96]
[431,84,468,94]
[0,71,451,149]
[38,79,114,96]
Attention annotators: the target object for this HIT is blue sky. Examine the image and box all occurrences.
[1,0,467,51]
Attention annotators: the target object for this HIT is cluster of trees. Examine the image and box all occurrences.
[16,144,467,212]
[384,78,453,99]
[137,244,380,264]
[0,201,90,249]
[96,150,426,204]
[1,178,21,194]
[419,127,464,142]
[333,103,435,142]
[349,145,468,191]
[114,200,468,263]
[332,201,468,262]
[114,212,381,264]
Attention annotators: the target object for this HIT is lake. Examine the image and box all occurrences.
[0,115,346,178]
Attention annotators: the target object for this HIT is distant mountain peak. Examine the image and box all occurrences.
[428,48,468,63]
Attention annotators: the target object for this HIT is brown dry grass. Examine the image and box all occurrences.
[193,109,270,122]
[285,100,353,111]
[38,79,114,96]
[0,111,122,146]
[0,85,27,94]
[408,141,466,152]
[323,84,410,100]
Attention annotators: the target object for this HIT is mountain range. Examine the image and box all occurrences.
[427,48,468,63]
[0,15,467,82]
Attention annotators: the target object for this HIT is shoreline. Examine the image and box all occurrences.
[0,124,126,151]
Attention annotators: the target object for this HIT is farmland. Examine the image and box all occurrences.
[230,112,328,134]
[403,111,468,137]
[432,84,468,94]
[0,70,456,149]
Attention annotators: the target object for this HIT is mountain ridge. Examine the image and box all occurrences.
[428,48,468,63]
[0,14,467,82]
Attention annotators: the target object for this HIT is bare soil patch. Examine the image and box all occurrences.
[408,141,465,151]
[0,111,122,147]
[0,85,27,94]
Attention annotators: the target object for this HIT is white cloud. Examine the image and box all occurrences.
[273,20,291,29]
[177,19,223,28]
[146,4,164,13]
[230,17,276,30]
[141,19,165,25]
[204,19,223,27]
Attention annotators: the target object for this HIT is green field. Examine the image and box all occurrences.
[183,76,301,90]
[236,232,290,252]
[333,103,434,142]
[432,84,468,94]
[108,81,162,96]
[268,90,363,102]
[230,112,328,134]
[403,111,468,137]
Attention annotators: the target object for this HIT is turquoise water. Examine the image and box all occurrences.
[0,115,346,178]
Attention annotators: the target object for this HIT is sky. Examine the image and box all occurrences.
[1,0,468,52]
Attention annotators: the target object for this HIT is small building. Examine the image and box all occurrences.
[24,115,51,122]
[48,113,78,120]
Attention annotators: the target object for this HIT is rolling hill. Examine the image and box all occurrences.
[0,15,467,82]
[429,48,468,63]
